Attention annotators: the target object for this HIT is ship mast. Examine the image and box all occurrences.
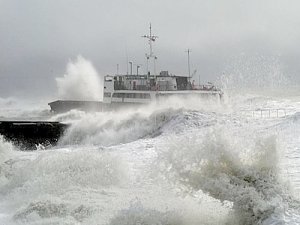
[142,23,158,75]
[185,49,191,82]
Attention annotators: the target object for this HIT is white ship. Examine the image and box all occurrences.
[49,25,223,113]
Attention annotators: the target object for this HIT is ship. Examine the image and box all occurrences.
[0,25,223,149]
[49,25,223,113]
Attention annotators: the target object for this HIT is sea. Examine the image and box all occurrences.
[0,88,299,225]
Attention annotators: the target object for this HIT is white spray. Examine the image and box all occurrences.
[157,130,296,224]
[219,55,290,93]
[56,56,103,101]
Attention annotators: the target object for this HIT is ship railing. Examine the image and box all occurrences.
[192,84,219,91]
[239,108,293,118]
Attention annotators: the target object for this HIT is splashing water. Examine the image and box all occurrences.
[55,55,103,101]
[1,104,300,224]
[0,136,16,187]
[49,96,224,147]
[219,55,290,91]
[1,64,300,225]
[157,129,299,224]
[57,108,179,147]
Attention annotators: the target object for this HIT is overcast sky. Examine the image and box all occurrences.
[1,0,300,98]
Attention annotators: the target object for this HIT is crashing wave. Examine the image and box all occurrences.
[157,131,298,224]
[58,108,183,147]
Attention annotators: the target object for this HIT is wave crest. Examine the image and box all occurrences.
[158,132,291,224]
[58,108,182,146]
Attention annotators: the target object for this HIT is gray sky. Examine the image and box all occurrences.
[1,0,300,98]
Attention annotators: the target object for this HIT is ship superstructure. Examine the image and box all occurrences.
[102,71,222,105]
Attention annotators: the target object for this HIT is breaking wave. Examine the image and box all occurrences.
[57,108,182,147]
[0,136,17,187]
[53,96,224,147]
[55,55,103,101]
[157,130,299,224]
[0,136,15,163]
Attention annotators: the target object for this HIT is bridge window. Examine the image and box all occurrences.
[112,93,124,98]
[112,93,151,99]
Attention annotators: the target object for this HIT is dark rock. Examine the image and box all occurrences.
[0,121,68,150]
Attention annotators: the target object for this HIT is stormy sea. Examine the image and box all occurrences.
[0,58,300,225]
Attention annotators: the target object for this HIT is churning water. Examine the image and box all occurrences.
[0,90,300,225]
[0,57,300,224]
